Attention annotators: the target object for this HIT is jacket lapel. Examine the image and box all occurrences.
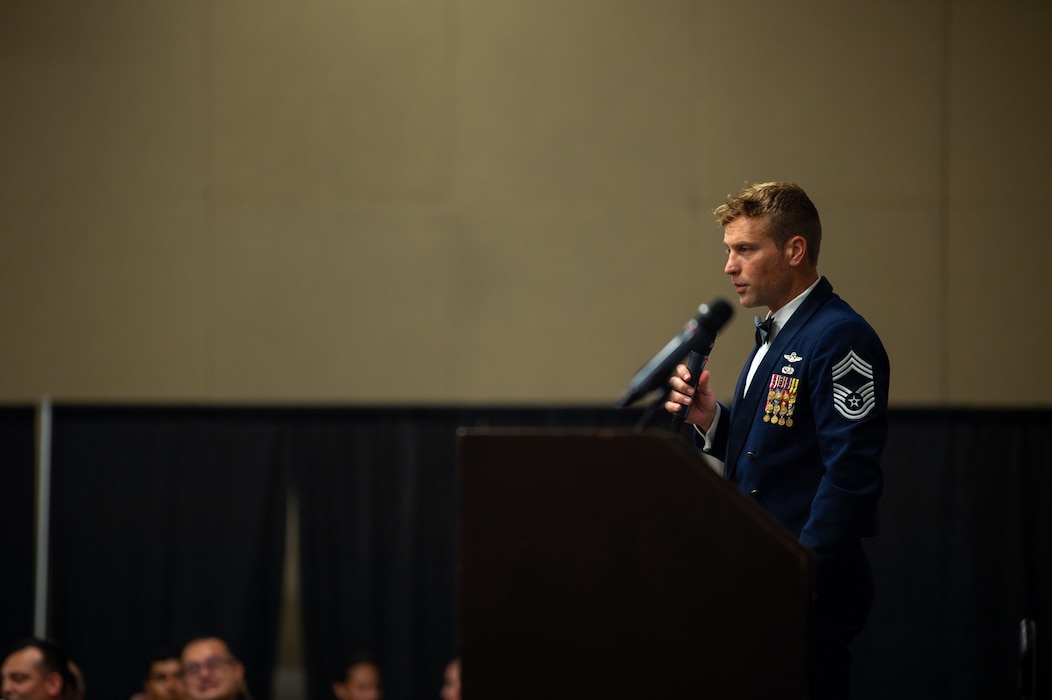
[725,278,833,479]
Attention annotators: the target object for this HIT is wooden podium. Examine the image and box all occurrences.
[458,429,812,699]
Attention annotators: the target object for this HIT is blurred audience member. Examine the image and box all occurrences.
[1,638,78,700]
[331,656,381,700]
[180,638,247,700]
[143,651,184,700]
[439,659,459,700]
[65,662,83,700]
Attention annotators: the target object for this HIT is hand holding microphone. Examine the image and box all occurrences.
[665,351,718,433]
[670,348,708,431]
[616,299,732,413]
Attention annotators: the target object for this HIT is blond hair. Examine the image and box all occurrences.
[714,182,822,265]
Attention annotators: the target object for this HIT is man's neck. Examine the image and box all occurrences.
[769,275,821,319]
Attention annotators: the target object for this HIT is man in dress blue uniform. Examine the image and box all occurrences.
[666,182,890,699]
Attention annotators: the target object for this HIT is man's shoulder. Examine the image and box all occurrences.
[817,295,870,325]
[811,282,881,335]
[801,293,889,379]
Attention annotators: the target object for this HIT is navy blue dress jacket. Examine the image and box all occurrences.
[704,277,890,591]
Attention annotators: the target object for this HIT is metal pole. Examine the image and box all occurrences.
[34,395,52,637]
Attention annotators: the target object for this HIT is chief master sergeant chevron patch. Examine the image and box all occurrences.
[832,349,876,420]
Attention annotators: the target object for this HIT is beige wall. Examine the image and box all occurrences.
[1,1,1049,407]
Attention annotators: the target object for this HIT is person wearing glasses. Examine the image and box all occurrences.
[180,639,248,700]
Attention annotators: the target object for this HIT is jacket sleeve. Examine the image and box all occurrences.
[797,318,890,559]
[695,402,731,462]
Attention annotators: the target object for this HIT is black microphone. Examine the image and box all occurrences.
[670,346,710,432]
[616,299,733,409]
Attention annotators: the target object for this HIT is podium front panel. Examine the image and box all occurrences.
[458,428,812,699]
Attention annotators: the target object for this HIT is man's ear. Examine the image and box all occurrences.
[786,235,808,267]
[332,681,347,700]
[44,671,64,699]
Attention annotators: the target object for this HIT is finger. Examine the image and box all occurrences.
[668,378,691,396]
[671,367,697,388]
[667,390,691,406]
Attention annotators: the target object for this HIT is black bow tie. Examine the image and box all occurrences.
[755,315,774,346]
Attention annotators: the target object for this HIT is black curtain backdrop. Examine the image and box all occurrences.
[852,409,1052,699]
[292,407,650,700]
[290,409,460,700]
[47,407,288,700]
[0,407,36,645]
[0,405,1047,700]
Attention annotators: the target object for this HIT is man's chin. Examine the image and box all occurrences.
[189,688,233,700]
[735,292,758,308]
